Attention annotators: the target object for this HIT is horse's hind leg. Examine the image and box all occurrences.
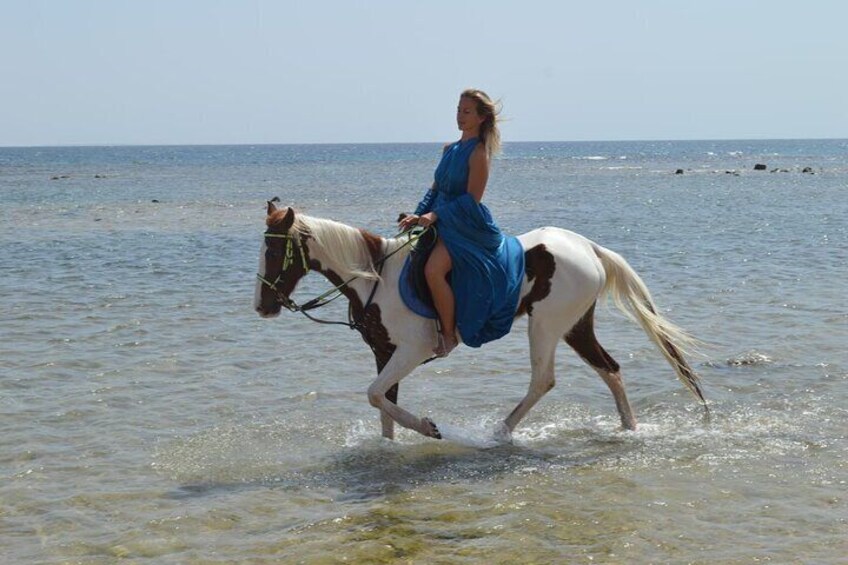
[503,320,561,434]
[565,303,637,430]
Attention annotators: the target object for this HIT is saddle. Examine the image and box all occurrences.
[399,226,446,319]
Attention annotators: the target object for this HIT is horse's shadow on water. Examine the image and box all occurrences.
[321,442,536,502]
[167,429,642,502]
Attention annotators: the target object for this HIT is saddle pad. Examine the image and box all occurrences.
[399,255,438,319]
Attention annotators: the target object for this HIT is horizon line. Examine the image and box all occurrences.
[1,136,846,150]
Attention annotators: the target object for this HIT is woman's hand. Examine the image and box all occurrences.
[417,212,438,227]
[398,214,420,231]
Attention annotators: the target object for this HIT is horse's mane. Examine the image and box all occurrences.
[277,211,385,280]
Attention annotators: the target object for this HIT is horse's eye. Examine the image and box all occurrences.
[266,247,283,259]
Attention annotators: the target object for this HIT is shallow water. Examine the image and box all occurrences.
[1,140,846,563]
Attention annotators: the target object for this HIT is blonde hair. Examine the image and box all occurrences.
[461,88,501,157]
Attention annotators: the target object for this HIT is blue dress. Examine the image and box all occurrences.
[414,138,525,348]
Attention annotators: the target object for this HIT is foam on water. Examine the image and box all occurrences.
[434,422,507,449]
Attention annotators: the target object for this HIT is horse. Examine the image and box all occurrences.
[254,201,706,443]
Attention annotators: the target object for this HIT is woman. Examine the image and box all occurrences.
[399,89,524,357]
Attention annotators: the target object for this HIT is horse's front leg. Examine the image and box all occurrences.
[381,384,399,440]
[367,347,440,439]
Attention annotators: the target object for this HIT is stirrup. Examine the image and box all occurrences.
[433,332,458,358]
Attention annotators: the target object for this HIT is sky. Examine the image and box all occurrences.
[1,1,846,146]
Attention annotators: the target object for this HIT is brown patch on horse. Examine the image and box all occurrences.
[318,266,397,374]
[564,303,620,373]
[361,303,396,372]
[515,244,556,317]
[358,229,384,267]
[350,232,398,404]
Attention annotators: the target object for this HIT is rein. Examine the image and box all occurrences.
[257,226,432,331]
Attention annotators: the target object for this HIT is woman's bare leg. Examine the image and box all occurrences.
[425,240,457,355]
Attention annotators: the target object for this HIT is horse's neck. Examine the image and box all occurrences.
[310,252,379,312]
[301,218,380,280]
[306,227,380,287]
[309,234,406,302]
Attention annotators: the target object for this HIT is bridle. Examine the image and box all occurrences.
[256,226,432,330]
[256,232,311,313]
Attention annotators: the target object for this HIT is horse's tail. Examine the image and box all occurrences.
[592,243,707,407]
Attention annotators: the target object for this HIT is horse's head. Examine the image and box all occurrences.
[254,200,311,318]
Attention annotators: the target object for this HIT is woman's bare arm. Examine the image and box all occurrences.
[466,145,489,203]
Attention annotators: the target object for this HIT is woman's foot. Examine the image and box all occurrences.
[433,332,458,358]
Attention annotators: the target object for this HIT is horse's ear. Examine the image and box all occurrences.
[266,196,282,216]
[280,207,295,230]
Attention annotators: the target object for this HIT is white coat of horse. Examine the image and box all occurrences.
[255,202,706,443]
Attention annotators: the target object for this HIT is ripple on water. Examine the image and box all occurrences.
[3,141,847,563]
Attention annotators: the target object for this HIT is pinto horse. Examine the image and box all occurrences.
[255,202,706,443]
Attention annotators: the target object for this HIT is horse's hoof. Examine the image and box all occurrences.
[423,417,442,439]
[494,422,513,445]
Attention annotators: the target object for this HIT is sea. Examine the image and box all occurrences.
[1,139,846,564]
